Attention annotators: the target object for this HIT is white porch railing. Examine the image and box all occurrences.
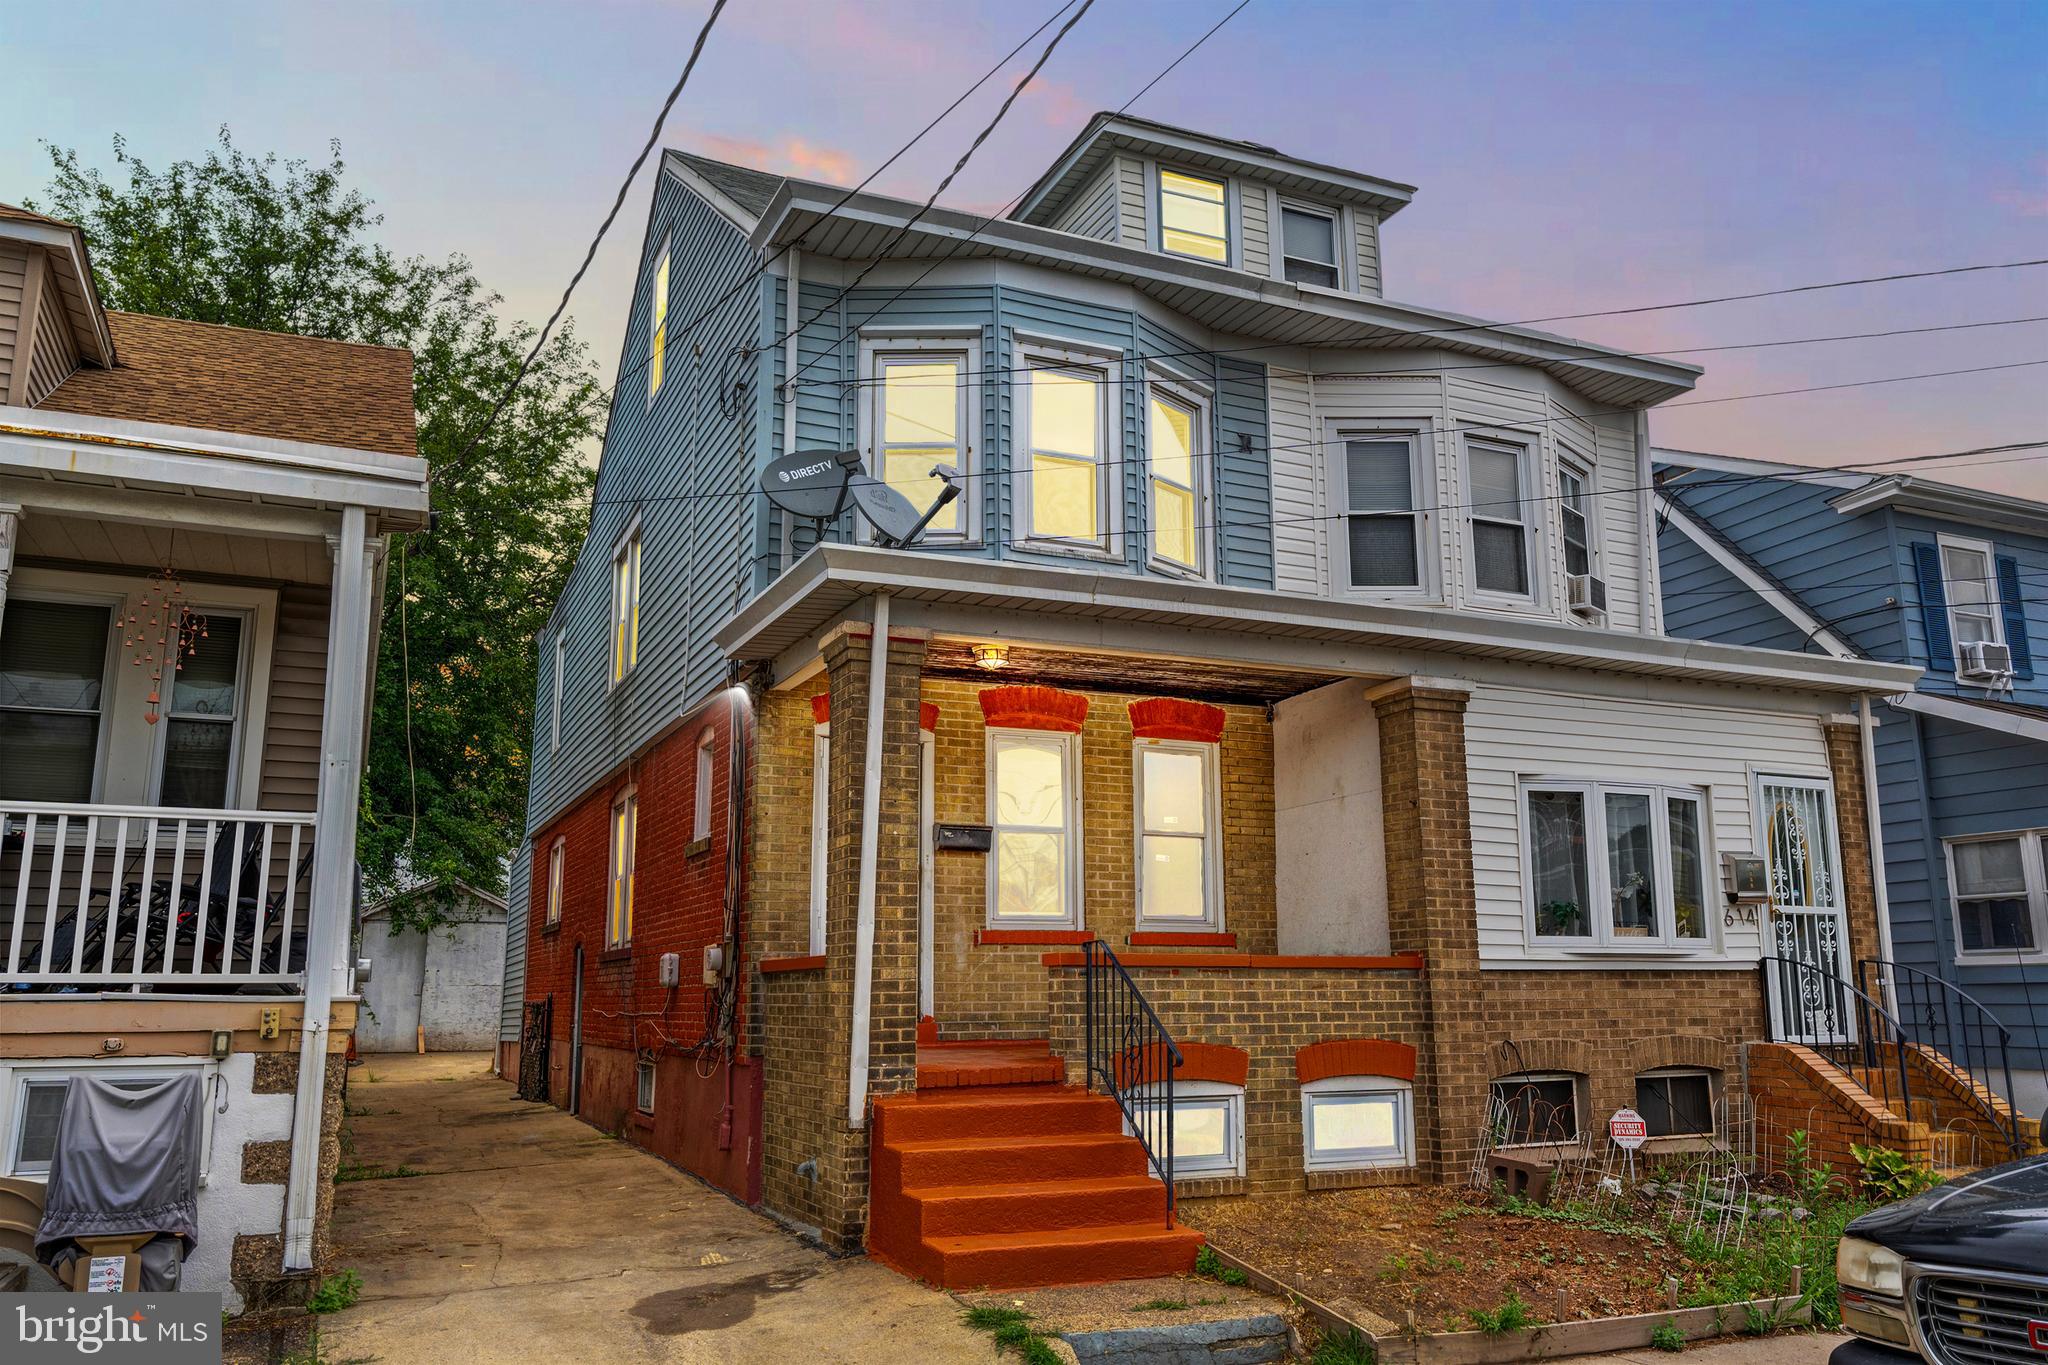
[1,801,316,990]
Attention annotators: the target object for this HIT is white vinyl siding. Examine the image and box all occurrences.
[1049,165,1120,242]
[1465,683,1835,968]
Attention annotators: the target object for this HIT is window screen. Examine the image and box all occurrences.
[1469,443,1528,596]
[1281,207,1338,288]
[0,599,111,802]
[1343,440,1418,588]
[1952,837,2035,951]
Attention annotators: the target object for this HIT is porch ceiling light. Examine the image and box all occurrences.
[972,643,1010,671]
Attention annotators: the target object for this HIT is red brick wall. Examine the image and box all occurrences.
[523,689,760,1202]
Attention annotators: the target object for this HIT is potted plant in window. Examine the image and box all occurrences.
[1538,900,1585,936]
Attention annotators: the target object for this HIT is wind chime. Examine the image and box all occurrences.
[124,563,209,726]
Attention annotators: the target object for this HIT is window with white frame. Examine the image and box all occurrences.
[1467,437,1532,597]
[987,728,1081,926]
[1158,169,1229,263]
[1130,1079,1243,1177]
[1938,535,2004,665]
[810,721,830,955]
[1302,1076,1413,1170]
[1522,780,1711,946]
[1559,460,1595,580]
[610,524,641,686]
[1279,203,1340,288]
[1135,739,1221,930]
[1020,351,1114,551]
[636,1057,656,1113]
[546,837,565,928]
[867,342,972,538]
[607,787,638,948]
[1489,1072,1582,1146]
[156,612,247,808]
[3,1063,216,1178]
[647,241,669,403]
[550,631,564,752]
[1338,434,1424,590]
[1946,832,2048,956]
[1146,382,1207,574]
[0,597,112,803]
[693,730,715,843]
[1635,1068,1716,1138]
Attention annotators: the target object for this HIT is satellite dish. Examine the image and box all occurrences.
[847,475,924,546]
[761,449,855,521]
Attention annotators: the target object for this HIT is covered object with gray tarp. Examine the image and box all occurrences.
[35,1070,203,1290]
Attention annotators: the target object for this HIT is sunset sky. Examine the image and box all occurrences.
[5,0,2044,494]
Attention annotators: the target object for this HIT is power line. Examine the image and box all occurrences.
[437,0,732,489]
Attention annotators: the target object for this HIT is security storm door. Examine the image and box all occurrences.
[1756,776,1854,1045]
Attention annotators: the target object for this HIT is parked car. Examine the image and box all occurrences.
[1831,1152,2048,1363]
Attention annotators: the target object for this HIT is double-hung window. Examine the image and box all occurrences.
[1280,204,1340,288]
[545,838,565,928]
[1946,832,2047,956]
[1302,1077,1413,1170]
[0,598,112,803]
[810,720,830,955]
[647,242,669,402]
[1522,780,1712,948]
[1135,739,1221,930]
[1158,169,1229,263]
[1338,434,1423,591]
[1130,1080,1243,1178]
[607,788,638,948]
[1938,535,2003,666]
[610,524,641,686]
[1020,350,1114,552]
[987,728,1081,927]
[868,343,972,539]
[1467,437,1532,597]
[156,613,246,808]
[1145,381,1207,574]
[1559,462,1594,579]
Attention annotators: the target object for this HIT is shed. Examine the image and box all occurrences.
[356,883,509,1053]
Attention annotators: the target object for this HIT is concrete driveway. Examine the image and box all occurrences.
[322,1052,997,1364]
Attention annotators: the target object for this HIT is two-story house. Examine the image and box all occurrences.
[0,202,426,1306]
[1658,449,2048,1130]
[510,114,1943,1289]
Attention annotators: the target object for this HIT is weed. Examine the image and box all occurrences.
[962,1305,1059,1365]
[1194,1245,1250,1287]
[334,1160,421,1183]
[1849,1143,1943,1202]
[1311,1329,1378,1364]
[1468,1290,1534,1335]
[1783,1130,1839,1207]
[1649,1320,1686,1352]
[1132,1298,1187,1311]
[308,1269,362,1314]
[1380,1253,1410,1281]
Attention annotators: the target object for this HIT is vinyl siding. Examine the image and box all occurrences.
[1268,369,1324,595]
[1352,211,1382,295]
[0,245,25,402]
[1115,157,1148,251]
[500,837,531,1043]
[1658,521,1812,652]
[1239,186,1270,278]
[1048,164,1119,243]
[26,268,76,404]
[256,583,330,813]
[1466,680,1836,968]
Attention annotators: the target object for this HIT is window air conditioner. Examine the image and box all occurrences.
[1958,639,2013,682]
[1567,573,1607,618]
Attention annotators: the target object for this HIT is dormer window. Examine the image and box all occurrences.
[1280,204,1340,288]
[1158,170,1228,263]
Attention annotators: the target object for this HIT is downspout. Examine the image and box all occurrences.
[1634,410,1658,634]
[1860,694,1898,1009]
[847,592,891,1128]
[780,249,801,571]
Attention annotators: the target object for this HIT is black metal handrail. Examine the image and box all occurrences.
[1081,938,1182,1224]
[1860,957,2024,1160]
[1759,954,1915,1126]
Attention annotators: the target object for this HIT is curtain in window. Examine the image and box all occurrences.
[1953,837,2034,950]
[0,600,111,802]
[1528,790,1589,936]
[1605,792,1656,936]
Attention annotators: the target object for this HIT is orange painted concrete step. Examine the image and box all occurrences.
[925,1222,1206,1290]
[905,1174,1168,1238]
[872,1088,1124,1143]
[915,1040,1066,1089]
[886,1132,1148,1186]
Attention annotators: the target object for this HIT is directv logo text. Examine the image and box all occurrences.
[779,459,833,482]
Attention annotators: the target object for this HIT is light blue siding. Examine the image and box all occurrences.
[1657,519,1811,653]
[1889,511,2048,709]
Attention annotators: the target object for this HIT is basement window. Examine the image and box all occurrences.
[1302,1076,1413,1170]
[1489,1072,1582,1147]
[1128,1079,1243,1178]
[2,1063,217,1179]
[636,1058,656,1114]
[1635,1068,1715,1138]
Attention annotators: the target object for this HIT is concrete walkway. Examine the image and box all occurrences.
[322,1053,998,1363]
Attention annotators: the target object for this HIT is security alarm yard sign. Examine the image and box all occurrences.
[1608,1108,1649,1149]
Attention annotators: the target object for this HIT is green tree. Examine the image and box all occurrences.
[34,129,598,926]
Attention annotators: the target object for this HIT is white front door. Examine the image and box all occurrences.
[1757,775,1854,1044]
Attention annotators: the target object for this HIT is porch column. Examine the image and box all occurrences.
[1370,678,1483,1182]
[1822,718,1885,973]
[0,502,19,631]
[282,505,377,1271]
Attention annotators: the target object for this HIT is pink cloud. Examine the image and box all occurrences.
[691,130,858,185]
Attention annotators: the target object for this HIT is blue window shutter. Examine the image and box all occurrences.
[1911,541,1953,673]
[1996,555,2034,679]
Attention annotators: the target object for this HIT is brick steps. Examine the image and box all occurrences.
[869,1042,1202,1289]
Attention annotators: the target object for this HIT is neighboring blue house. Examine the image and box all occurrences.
[1657,449,2048,1120]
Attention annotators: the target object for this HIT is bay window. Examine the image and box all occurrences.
[1947,832,2047,956]
[867,343,973,539]
[1145,383,1207,574]
[1158,169,1229,263]
[1521,779,1713,948]
[1560,462,1593,579]
[1338,434,1422,590]
[0,598,111,803]
[1467,437,1532,597]
[1019,349,1114,552]
[987,728,1081,926]
[1280,204,1340,288]
[1302,1077,1413,1170]
[1134,739,1221,930]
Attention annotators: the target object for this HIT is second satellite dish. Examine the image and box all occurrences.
[846,475,924,545]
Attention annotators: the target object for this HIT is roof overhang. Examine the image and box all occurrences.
[754,182,1702,408]
[0,215,116,368]
[1654,446,1871,491]
[1888,691,2048,744]
[1013,112,1417,228]
[1828,475,2048,538]
[715,545,1922,697]
[0,403,430,532]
